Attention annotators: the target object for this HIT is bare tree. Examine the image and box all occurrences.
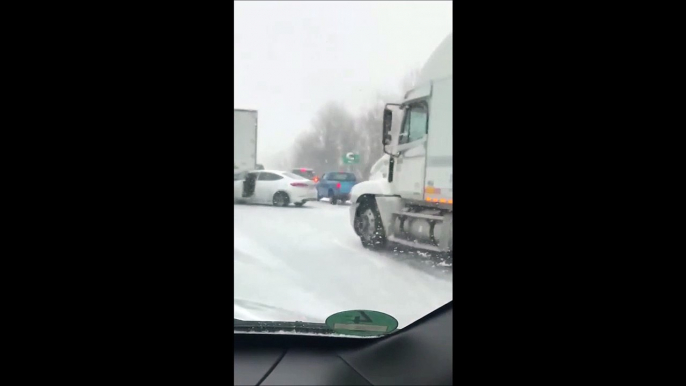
[291,102,356,176]
[262,149,293,171]
[351,69,420,179]
[288,68,420,180]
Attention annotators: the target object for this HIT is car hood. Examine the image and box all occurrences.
[234,298,323,323]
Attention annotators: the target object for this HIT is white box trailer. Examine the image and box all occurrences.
[234,109,258,172]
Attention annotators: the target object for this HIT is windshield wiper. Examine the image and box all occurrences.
[233,320,334,334]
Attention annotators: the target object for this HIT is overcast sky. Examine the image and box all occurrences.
[234,1,452,165]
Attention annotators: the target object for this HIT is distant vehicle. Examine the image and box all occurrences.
[234,109,258,173]
[316,172,357,205]
[291,168,318,182]
[234,170,317,207]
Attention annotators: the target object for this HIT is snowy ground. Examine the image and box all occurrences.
[234,199,453,329]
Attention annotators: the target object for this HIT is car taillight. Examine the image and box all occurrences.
[336,182,341,189]
[313,176,319,182]
[291,182,308,187]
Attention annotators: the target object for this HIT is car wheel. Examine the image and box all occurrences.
[272,192,289,207]
[354,199,387,250]
[294,202,305,207]
[330,196,338,205]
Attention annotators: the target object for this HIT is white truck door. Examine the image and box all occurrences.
[423,76,453,204]
[394,102,429,200]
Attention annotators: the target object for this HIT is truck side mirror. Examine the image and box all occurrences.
[382,108,393,145]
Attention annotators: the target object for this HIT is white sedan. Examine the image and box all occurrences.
[234,170,318,207]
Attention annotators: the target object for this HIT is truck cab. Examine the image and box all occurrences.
[349,33,453,254]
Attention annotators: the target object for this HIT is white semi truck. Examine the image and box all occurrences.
[350,33,453,254]
[234,109,258,173]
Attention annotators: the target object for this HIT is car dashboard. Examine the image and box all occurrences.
[234,302,452,385]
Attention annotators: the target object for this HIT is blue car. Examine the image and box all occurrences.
[316,172,357,205]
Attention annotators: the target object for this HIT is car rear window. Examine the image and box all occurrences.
[327,173,356,181]
[283,172,308,180]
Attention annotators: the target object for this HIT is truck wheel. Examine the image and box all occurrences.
[272,192,289,207]
[354,200,387,250]
[331,196,338,205]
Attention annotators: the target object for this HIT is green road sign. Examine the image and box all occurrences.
[342,152,360,164]
[325,310,398,336]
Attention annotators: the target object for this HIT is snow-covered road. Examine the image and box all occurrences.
[234,200,453,329]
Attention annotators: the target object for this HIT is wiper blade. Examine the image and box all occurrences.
[233,320,334,334]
